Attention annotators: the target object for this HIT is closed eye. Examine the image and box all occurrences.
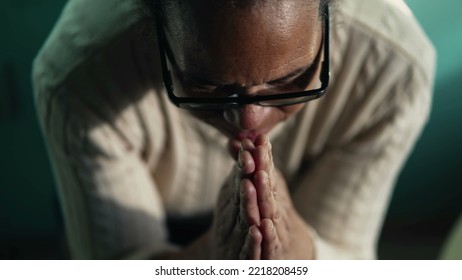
[177,71,218,90]
[267,65,314,88]
[267,71,304,86]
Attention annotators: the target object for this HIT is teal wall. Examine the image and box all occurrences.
[0,1,67,258]
[379,0,462,259]
[0,1,461,259]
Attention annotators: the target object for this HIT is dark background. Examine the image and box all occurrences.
[0,0,461,259]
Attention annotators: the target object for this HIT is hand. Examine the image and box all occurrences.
[210,134,315,259]
[238,134,316,259]
[209,148,262,259]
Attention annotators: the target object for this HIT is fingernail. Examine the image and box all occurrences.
[242,138,255,150]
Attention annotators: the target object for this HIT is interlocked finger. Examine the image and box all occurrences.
[239,225,262,260]
[261,218,283,259]
[239,178,260,228]
[254,170,278,220]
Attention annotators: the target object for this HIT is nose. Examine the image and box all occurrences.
[223,104,270,131]
[222,83,271,130]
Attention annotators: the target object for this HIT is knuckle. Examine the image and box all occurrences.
[273,208,281,221]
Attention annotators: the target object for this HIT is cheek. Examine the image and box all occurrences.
[278,103,306,119]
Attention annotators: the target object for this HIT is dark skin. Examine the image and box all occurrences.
[160,0,323,259]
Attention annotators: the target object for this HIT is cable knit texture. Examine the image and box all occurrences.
[32,0,435,259]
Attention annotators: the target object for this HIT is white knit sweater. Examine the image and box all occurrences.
[33,0,436,259]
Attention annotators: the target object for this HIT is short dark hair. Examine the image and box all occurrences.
[145,0,333,21]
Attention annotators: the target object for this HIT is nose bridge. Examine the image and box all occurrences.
[222,83,270,130]
[238,84,267,97]
[225,82,266,98]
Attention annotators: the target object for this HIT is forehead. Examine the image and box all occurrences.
[162,1,321,85]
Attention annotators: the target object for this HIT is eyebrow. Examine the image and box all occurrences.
[183,60,316,87]
[268,63,314,84]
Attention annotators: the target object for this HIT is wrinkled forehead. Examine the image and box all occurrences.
[160,0,322,84]
[160,0,319,41]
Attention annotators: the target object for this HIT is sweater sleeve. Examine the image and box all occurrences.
[32,33,177,259]
[292,38,436,260]
[289,0,437,258]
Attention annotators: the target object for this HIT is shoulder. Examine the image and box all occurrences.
[328,0,437,108]
[32,0,168,160]
[32,0,154,92]
[302,0,437,152]
[333,0,436,83]
[32,0,163,128]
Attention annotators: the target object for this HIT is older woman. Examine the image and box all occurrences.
[33,0,435,259]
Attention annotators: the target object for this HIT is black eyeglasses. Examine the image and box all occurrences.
[156,6,330,111]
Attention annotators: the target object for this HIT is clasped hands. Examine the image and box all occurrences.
[211,134,315,259]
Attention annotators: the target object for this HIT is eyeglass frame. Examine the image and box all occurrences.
[156,5,330,110]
